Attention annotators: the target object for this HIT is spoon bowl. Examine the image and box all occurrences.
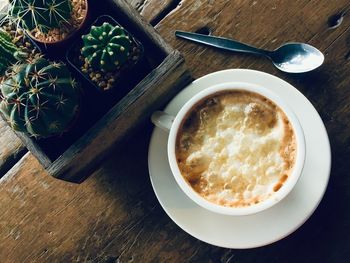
[175,31,325,73]
[271,43,324,73]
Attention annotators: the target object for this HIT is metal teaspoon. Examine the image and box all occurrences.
[175,30,324,73]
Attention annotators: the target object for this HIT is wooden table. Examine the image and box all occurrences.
[0,0,349,262]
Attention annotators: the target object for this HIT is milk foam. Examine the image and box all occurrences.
[176,91,296,207]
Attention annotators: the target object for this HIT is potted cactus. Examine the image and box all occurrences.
[67,16,143,91]
[0,23,40,79]
[3,0,89,45]
[0,28,28,76]
[0,56,81,138]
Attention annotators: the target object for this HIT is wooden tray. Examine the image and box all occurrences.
[3,0,192,183]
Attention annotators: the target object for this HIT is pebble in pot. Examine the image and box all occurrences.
[5,0,88,46]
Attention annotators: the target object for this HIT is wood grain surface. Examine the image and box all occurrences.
[129,0,177,25]
[0,122,26,177]
[1,0,350,262]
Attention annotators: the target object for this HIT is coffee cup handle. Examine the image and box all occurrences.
[151,111,175,132]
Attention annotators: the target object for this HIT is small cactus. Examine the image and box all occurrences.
[81,22,132,72]
[0,29,27,75]
[0,57,80,138]
[7,0,72,33]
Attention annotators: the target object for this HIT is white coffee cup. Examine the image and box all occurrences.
[151,82,306,216]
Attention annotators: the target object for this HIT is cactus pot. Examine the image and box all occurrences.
[66,15,144,92]
[26,0,90,48]
[0,58,82,139]
[0,23,42,82]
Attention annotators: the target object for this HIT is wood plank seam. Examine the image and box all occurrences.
[149,0,183,26]
[0,152,30,184]
[135,0,148,13]
[324,23,350,52]
[0,147,27,179]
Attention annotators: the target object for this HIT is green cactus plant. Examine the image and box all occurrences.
[7,0,72,33]
[0,29,27,75]
[81,22,132,72]
[0,57,80,138]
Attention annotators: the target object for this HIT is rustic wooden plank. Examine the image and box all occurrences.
[128,0,147,10]
[0,127,224,262]
[141,0,179,25]
[0,130,204,262]
[156,0,350,80]
[0,121,26,177]
[128,0,178,24]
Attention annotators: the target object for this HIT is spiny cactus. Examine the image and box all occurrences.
[0,29,27,75]
[81,22,132,72]
[7,0,72,33]
[0,57,80,138]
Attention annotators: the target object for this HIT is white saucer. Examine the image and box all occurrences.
[148,69,331,249]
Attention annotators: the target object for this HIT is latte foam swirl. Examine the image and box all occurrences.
[176,90,296,207]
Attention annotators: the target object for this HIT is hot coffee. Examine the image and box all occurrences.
[175,90,296,208]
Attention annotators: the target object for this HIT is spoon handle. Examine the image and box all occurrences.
[175,31,271,57]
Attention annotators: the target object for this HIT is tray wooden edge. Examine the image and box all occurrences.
[108,0,173,55]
